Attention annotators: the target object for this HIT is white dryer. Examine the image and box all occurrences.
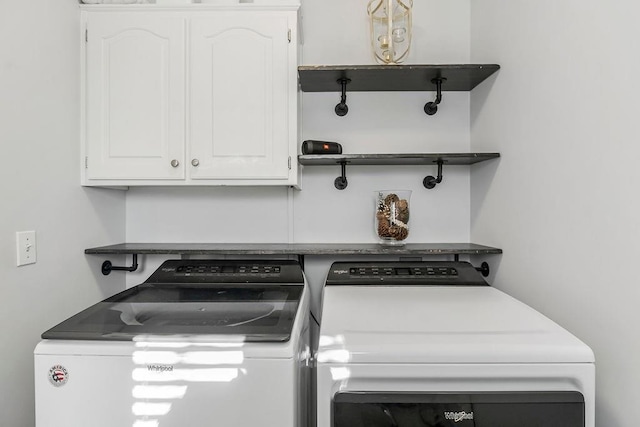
[316,261,595,427]
[35,259,310,427]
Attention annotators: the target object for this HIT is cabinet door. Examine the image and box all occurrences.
[85,13,186,180]
[189,13,292,180]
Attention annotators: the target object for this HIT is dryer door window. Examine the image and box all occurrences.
[333,392,585,427]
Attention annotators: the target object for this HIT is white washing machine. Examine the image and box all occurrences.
[316,261,595,427]
[35,259,310,427]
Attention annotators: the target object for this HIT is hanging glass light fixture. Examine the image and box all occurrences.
[367,0,413,65]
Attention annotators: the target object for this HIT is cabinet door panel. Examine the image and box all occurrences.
[85,14,185,180]
[190,14,291,180]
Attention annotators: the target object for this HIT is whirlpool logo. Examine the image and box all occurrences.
[147,364,174,372]
[444,411,474,423]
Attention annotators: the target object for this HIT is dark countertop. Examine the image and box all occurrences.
[85,243,502,256]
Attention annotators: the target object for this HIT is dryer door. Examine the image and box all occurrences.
[333,392,585,426]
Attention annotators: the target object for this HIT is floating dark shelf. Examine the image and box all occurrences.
[298,153,500,166]
[298,64,500,92]
[298,153,500,190]
[86,243,502,275]
[85,243,502,256]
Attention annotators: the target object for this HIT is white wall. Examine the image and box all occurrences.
[0,1,126,426]
[471,1,640,425]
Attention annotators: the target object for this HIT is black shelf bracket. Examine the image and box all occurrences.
[423,160,444,189]
[453,255,491,277]
[102,254,139,275]
[424,77,447,115]
[475,261,490,277]
[335,78,351,116]
[334,161,349,190]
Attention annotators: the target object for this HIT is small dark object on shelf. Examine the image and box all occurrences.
[302,140,342,155]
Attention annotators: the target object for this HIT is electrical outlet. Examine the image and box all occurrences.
[16,231,37,266]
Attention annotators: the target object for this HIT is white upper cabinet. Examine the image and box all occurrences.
[189,13,291,180]
[85,13,186,180]
[81,5,299,187]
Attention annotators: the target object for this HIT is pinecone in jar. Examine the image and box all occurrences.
[377,218,392,238]
[389,225,409,241]
[384,193,400,205]
[395,199,410,223]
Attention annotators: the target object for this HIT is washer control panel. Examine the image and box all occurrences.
[327,262,487,286]
[176,264,281,275]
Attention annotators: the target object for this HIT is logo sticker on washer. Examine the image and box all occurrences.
[444,411,474,423]
[48,365,69,387]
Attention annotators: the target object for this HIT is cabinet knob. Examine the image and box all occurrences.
[191,159,200,167]
[170,159,180,168]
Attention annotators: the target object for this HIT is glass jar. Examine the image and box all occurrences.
[374,190,411,245]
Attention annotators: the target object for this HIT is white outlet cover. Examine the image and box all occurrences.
[16,231,37,266]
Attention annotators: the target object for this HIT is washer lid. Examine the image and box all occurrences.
[317,286,594,364]
[42,283,303,342]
